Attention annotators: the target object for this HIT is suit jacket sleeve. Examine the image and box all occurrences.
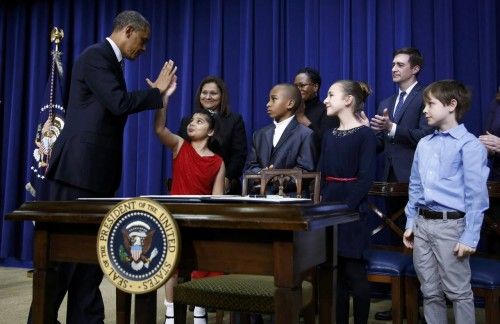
[374,100,390,153]
[226,115,248,179]
[296,130,317,172]
[83,47,162,116]
[245,131,262,174]
[393,102,432,147]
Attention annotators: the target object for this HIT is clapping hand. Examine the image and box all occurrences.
[146,59,177,94]
[479,131,500,154]
[370,108,393,132]
[356,111,370,127]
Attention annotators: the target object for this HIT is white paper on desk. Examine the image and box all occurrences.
[208,195,312,203]
[141,195,213,199]
[77,197,133,201]
[140,195,311,203]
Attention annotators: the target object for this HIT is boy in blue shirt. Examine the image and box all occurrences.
[403,80,489,324]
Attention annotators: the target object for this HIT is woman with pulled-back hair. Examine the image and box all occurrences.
[319,80,377,324]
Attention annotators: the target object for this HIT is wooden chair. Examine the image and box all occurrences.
[242,169,321,203]
[365,182,412,324]
[173,169,321,324]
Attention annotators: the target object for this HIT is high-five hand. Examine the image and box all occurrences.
[146,59,177,94]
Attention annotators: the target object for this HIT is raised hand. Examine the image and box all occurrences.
[161,75,177,107]
[146,59,177,94]
[165,75,177,97]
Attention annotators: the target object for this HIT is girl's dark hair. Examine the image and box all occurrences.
[335,80,372,113]
[190,109,222,147]
[194,76,231,117]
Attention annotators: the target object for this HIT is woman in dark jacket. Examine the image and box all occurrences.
[178,76,248,194]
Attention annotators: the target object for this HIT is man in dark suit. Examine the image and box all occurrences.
[370,47,432,182]
[370,47,432,321]
[32,11,177,324]
[245,83,316,175]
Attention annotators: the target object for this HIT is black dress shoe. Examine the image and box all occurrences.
[374,309,392,321]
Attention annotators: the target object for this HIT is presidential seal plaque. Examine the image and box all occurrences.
[97,198,180,294]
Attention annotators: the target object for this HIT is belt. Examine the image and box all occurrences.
[325,176,358,182]
[419,209,465,220]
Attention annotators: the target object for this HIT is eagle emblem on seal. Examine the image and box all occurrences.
[119,221,158,271]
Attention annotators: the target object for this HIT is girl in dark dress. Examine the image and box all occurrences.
[319,80,377,324]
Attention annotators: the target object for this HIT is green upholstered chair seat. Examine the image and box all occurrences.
[174,274,313,314]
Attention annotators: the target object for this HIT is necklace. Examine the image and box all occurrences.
[332,125,364,137]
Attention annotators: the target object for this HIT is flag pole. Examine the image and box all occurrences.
[26,26,66,198]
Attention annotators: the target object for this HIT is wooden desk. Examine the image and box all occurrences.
[7,200,357,324]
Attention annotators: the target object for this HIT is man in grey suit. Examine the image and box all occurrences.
[370,47,432,321]
[245,83,316,175]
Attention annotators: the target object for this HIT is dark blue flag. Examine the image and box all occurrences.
[25,47,65,199]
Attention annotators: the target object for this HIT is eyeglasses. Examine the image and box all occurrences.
[294,83,313,89]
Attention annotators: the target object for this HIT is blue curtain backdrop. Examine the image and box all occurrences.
[1,0,499,266]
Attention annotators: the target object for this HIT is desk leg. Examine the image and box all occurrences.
[116,289,131,324]
[135,291,157,323]
[32,226,57,324]
[273,241,301,324]
[318,225,337,324]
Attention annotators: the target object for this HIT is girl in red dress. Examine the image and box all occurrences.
[155,76,225,324]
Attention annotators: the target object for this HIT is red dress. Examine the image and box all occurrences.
[170,141,224,279]
[171,141,222,195]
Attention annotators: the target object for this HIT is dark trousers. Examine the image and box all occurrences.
[336,256,370,324]
[27,179,110,324]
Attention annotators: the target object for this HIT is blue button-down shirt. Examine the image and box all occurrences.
[405,124,489,248]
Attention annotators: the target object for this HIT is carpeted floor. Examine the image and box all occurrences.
[0,266,486,323]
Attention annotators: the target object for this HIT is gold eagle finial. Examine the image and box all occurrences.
[50,27,64,51]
